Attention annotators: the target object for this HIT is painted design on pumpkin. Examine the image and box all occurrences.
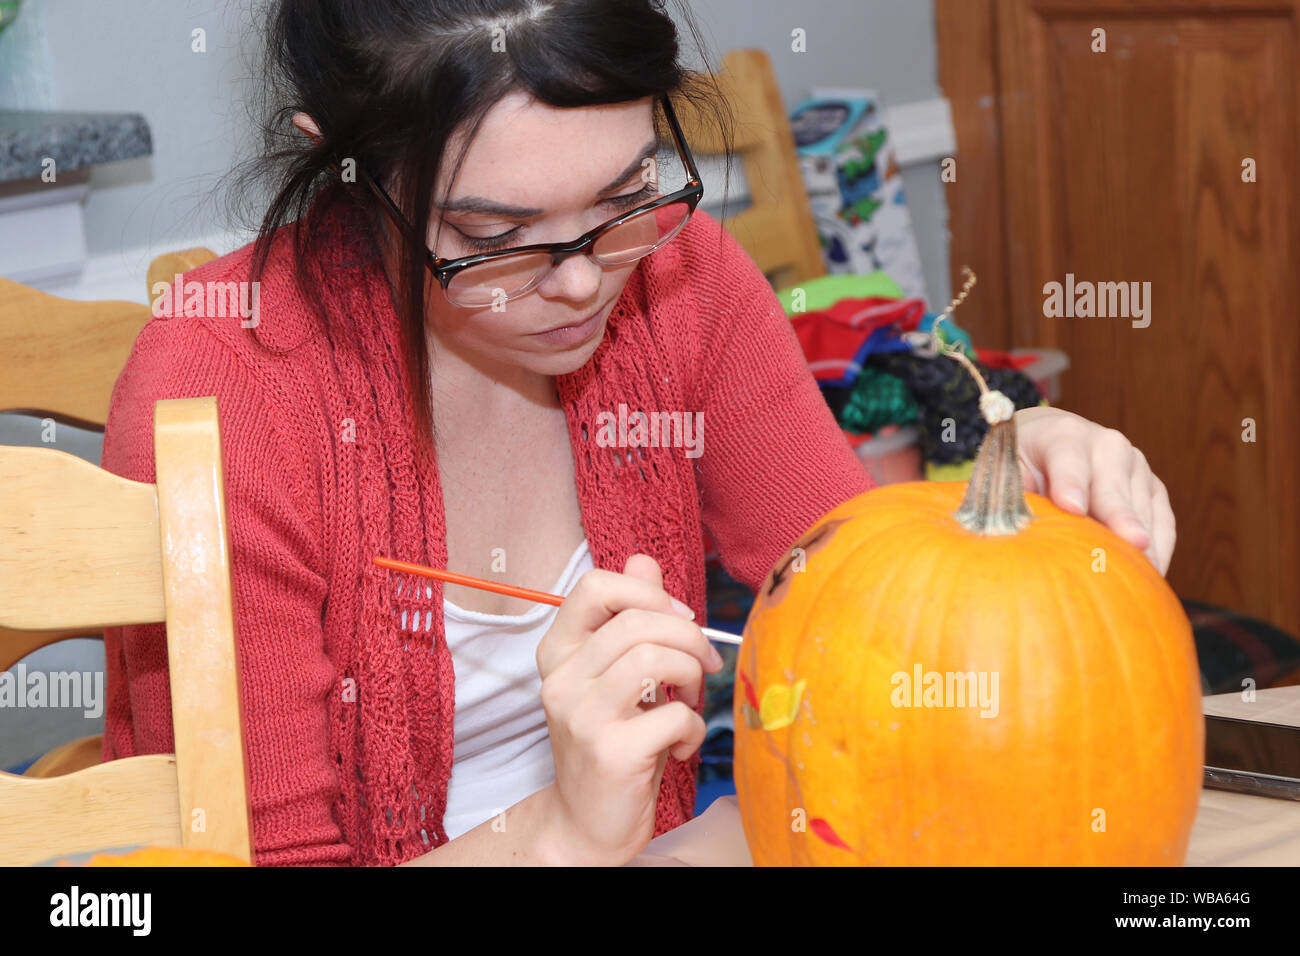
[738,662,854,857]
[763,518,849,606]
[738,669,762,728]
[759,679,806,730]
[809,817,853,851]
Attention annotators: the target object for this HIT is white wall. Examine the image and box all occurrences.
[2,0,262,258]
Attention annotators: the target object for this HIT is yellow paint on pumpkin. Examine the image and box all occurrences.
[759,679,806,730]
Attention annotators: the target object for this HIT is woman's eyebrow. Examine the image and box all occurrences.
[596,139,660,194]
[436,139,660,217]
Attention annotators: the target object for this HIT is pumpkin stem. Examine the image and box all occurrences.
[954,416,1033,535]
[929,267,1032,535]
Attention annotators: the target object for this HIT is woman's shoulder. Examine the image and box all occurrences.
[124,197,380,414]
[105,225,334,485]
[641,207,770,306]
[626,207,795,398]
[148,222,328,356]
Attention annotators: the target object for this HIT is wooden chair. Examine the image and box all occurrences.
[0,246,218,778]
[0,396,252,865]
[674,48,827,290]
[0,247,217,427]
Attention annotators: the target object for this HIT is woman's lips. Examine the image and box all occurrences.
[529,304,607,347]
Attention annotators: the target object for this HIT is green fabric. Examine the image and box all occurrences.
[841,366,919,434]
[775,271,904,316]
[0,2,21,34]
[925,460,976,482]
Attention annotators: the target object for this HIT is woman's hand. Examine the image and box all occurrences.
[534,555,721,866]
[1013,406,1175,575]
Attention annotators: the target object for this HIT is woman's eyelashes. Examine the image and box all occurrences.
[607,181,659,209]
[454,183,660,253]
[458,227,520,253]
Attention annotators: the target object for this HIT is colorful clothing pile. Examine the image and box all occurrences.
[778,272,1049,480]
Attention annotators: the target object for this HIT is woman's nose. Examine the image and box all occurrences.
[538,251,603,302]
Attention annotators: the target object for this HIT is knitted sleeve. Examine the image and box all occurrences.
[100,317,351,866]
[687,221,877,593]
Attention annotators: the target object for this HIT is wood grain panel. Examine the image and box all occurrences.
[936,0,1012,346]
[993,0,1300,633]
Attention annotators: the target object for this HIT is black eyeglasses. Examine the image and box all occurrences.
[355,95,704,308]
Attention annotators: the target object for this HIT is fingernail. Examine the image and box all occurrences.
[670,597,695,620]
[708,646,724,668]
[1063,488,1086,512]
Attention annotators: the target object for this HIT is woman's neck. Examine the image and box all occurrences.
[371,221,560,424]
[426,330,560,434]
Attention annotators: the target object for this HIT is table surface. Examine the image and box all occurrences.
[633,686,1300,866]
[1187,686,1300,865]
[33,691,1300,866]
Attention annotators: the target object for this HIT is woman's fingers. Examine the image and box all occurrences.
[1128,448,1154,533]
[1127,448,1158,565]
[622,553,665,589]
[1150,476,1176,574]
[1015,408,1174,575]
[537,562,694,677]
[562,568,693,637]
[613,700,709,763]
[571,607,718,681]
[1087,428,1149,550]
[1033,424,1092,515]
[589,643,707,719]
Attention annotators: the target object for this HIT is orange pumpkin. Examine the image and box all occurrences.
[734,418,1203,865]
[83,847,251,867]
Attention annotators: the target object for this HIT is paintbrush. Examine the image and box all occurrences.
[373,555,743,645]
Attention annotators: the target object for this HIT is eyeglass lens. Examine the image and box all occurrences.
[445,200,693,308]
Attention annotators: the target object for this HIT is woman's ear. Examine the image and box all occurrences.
[291,111,323,144]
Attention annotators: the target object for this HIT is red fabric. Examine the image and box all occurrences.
[790,296,926,384]
[99,192,875,866]
[974,347,1037,371]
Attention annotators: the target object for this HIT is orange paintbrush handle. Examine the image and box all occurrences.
[372,555,564,606]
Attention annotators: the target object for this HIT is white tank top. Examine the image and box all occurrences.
[436,538,594,840]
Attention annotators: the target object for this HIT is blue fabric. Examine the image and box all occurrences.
[694,775,737,816]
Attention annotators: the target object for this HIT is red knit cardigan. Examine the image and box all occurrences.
[100,194,875,865]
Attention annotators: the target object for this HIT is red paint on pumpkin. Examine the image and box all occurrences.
[809,817,853,851]
[738,669,759,710]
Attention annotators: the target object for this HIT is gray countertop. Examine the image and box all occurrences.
[0,110,151,183]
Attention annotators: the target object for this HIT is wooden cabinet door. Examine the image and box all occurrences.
[940,0,1300,637]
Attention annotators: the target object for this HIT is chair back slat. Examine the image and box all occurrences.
[0,278,151,426]
[0,397,253,864]
[153,397,253,860]
[676,49,827,289]
[0,756,181,866]
[0,446,165,631]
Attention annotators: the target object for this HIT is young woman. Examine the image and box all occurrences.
[101,0,1174,866]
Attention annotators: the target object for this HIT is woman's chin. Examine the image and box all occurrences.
[522,333,606,376]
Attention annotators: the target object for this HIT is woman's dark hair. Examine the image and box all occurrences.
[230,0,734,444]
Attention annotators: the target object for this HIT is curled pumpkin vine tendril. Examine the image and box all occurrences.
[927,267,1014,426]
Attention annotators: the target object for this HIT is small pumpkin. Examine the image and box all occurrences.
[734,415,1203,866]
[83,847,251,867]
